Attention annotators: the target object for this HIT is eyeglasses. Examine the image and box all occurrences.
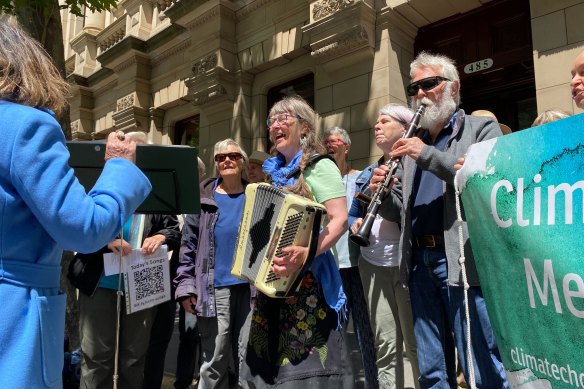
[325,138,345,146]
[406,76,451,97]
[266,113,302,127]
[214,152,243,162]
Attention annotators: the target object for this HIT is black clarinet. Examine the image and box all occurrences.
[350,104,426,247]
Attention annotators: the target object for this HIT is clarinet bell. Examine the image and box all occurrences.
[349,231,370,247]
[349,213,376,247]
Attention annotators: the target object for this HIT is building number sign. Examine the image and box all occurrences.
[463,58,493,74]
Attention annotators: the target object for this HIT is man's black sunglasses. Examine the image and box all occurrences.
[406,76,451,97]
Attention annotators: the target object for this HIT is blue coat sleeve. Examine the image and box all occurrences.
[10,110,151,253]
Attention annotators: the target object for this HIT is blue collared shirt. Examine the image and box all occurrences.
[411,111,457,235]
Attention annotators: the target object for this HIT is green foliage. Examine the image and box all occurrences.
[0,0,117,16]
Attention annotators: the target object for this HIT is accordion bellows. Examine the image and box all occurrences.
[231,183,327,298]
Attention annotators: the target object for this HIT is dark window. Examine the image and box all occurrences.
[267,73,314,110]
[173,115,199,146]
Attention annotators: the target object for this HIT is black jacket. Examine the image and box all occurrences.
[68,214,181,296]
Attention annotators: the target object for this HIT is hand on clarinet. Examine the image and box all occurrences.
[391,137,425,160]
[271,245,308,277]
[369,165,398,193]
[181,295,197,314]
[351,218,363,234]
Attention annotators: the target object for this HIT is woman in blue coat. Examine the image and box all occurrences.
[0,17,151,388]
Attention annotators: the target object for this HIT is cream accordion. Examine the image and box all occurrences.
[231,183,327,298]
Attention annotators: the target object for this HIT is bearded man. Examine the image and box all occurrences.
[372,52,509,389]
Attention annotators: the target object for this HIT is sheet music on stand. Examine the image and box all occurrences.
[103,245,171,314]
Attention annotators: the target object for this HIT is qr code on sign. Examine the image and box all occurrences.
[133,265,164,301]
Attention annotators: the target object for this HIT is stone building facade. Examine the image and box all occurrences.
[61,0,584,170]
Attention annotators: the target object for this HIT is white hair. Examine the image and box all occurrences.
[379,104,414,126]
[213,138,248,175]
[410,51,460,105]
[323,126,351,146]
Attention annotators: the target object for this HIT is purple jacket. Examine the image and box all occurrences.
[174,177,251,317]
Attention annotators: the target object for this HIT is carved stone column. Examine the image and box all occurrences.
[67,77,95,140]
[303,0,376,72]
[185,52,236,114]
[70,120,93,140]
[70,9,104,78]
[84,9,105,33]
[148,107,166,144]
[149,107,165,133]
[96,35,151,136]
[112,92,150,133]
[121,0,154,40]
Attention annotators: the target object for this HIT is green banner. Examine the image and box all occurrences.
[456,114,584,389]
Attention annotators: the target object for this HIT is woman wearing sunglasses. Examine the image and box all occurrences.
[175,138,252,389]
[239,96,352,388]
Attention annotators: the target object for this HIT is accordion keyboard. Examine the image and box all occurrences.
[231,183,326,297]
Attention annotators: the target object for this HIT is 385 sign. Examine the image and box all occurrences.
[463,58,493,74]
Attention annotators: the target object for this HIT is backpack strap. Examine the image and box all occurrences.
[284,154,336,180]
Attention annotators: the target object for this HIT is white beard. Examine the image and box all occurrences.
[411,85,457,130]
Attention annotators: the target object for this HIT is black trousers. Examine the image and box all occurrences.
[142,299,177,389]
[174,305,202,389]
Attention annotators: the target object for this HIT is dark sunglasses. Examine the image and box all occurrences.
[406,76,451,97]
[214,152,243,162]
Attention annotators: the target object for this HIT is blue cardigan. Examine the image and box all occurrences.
[0,100,151,388]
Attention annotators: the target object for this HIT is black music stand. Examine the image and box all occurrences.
[67,141,200,214]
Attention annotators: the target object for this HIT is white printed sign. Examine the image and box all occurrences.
[103,246,171,314]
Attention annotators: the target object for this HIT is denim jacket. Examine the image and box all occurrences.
[348,157,384,228]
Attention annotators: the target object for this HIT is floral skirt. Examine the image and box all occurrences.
[239,272,353,388]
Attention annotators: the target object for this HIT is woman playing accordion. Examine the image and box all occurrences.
[239,96,353,388]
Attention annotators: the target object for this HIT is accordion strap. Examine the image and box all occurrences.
[284,154,336,180]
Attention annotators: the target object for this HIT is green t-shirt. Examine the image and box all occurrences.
[303,158,345,203]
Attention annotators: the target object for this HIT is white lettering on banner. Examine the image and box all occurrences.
[490,175,584,228]
[509,347,584,387]
[491,179,513,228]
[548,181,584,225]
[524,258,584,318]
